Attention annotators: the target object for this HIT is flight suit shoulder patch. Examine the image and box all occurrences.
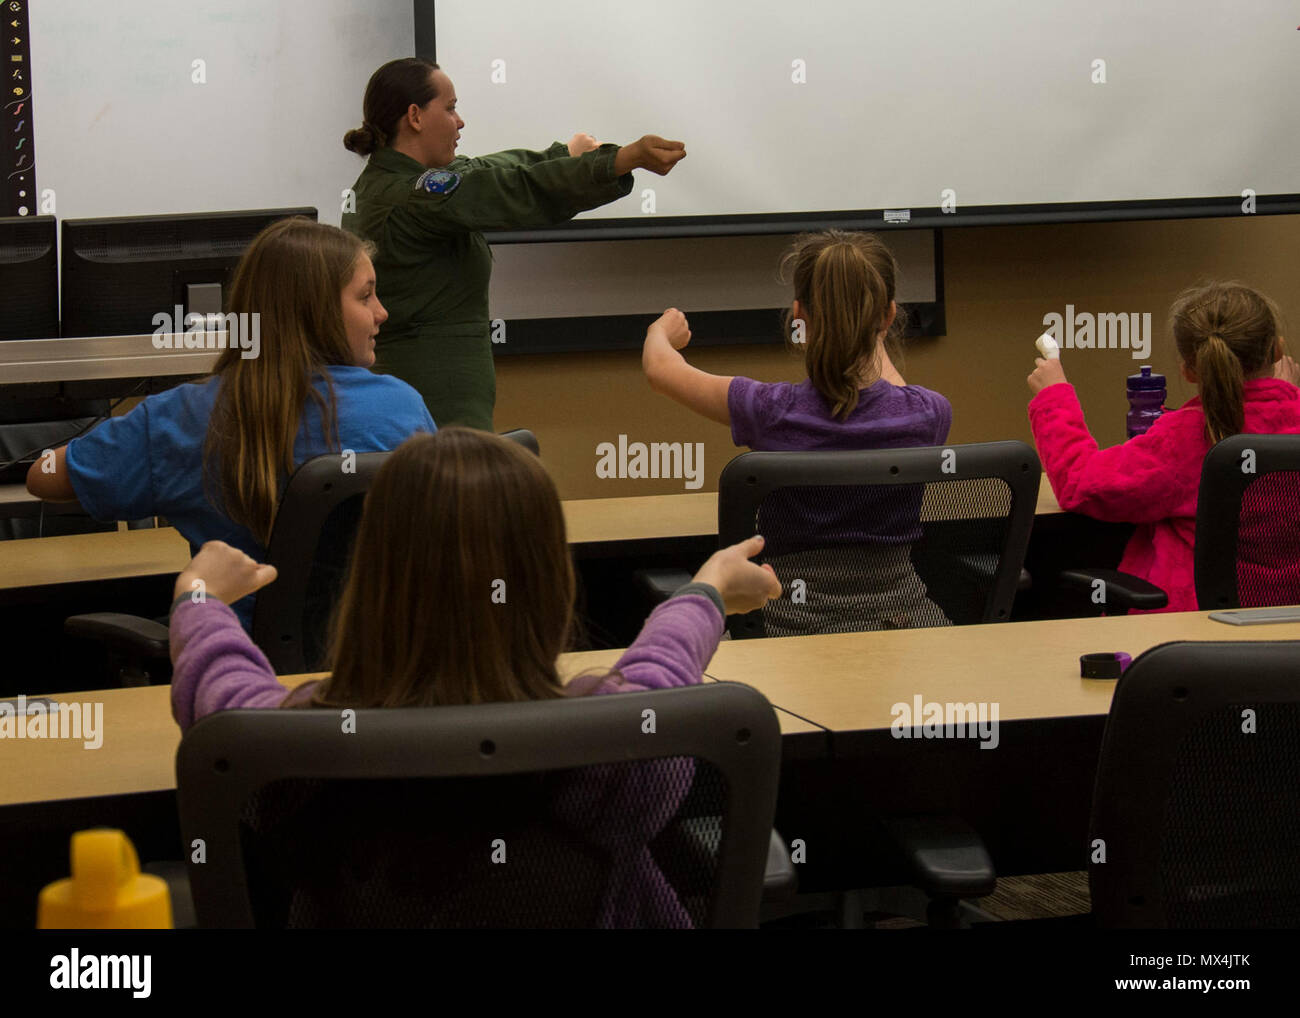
[414,169,461,195]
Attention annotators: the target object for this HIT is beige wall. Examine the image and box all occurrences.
[496,215,1300,500]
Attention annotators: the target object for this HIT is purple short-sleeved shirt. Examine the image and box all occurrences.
[729,376,951,452]
[727,376,952,549]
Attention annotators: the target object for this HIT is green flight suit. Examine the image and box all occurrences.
[341,143,634,430]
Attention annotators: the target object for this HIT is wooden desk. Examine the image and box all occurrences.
[563,492,719,544]
[0,481,1064,594]
[699,609,1293,731]
[0,484,92,523]
[696,609,1300,891]
[0,527,191,591]
[0,494,720,593]
[1036,481,1062,515]
[3,478,1064,518]
[0,648,817,810]
[0,484,34,506]
[2,611,1294,917]
[5,609,1291,810]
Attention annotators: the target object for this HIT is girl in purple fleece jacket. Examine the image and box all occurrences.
[169,427,781,927]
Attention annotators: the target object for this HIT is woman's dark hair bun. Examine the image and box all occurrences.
[343,125,376,156]
[346,58,439,158]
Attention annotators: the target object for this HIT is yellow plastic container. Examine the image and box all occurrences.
[38,829,172,929]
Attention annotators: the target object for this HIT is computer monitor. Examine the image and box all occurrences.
[0,215,59,341]
[60,207,317,338]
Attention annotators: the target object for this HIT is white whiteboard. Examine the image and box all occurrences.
[25,0,938,322]
[29,0,413,225]
[436,0,1300,220]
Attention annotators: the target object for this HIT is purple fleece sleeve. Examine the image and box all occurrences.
[568,590,724,696]
[169,598,295,731]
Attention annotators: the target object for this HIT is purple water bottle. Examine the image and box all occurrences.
[1126,365,1166,439]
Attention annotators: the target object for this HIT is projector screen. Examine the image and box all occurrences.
[430,0,1300,233]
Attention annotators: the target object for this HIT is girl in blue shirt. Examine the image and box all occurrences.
[26,217,436,629]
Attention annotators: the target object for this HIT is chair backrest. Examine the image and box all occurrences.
[499,428,541,456]
[717,441,1040,638]
[252,451,389,674]
[252,430,539,672]
[1088,640,1300,928]
[1195,434,1300,610]
[176,683,781,928]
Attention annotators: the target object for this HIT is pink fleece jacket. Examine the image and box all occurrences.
[1028,378,1300,612]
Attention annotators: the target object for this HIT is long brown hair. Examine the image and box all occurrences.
[315,429,576,708]
[1170,281,1283,445]
[204,217,372,545]
[343,58,441,156]
[780,230,905,420]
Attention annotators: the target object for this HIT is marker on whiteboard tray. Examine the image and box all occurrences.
[1035,333,1060,360]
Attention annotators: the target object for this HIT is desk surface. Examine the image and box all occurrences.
[701,609,1300,731]
[0,484,1065,591]
[0,480,1068,516]
[0,527,191,591]
[6,610,1296,808]
[0,485,36,506]
[0,646,818,809]
[0,495,718,591]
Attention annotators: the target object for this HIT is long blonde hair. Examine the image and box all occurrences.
[780,230,904,420]
[1170,281,1283,445]
[315,429,576,708]
[204,217,373,545]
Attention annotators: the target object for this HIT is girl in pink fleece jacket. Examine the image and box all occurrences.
[1027,281,1300,613]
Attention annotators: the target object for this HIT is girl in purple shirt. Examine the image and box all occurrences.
[168,427,781,928]
[642,230,953,635]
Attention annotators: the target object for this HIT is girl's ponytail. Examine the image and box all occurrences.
[1195,332,1245,446]
[781,231,900,420]
[1171,281,1283,446]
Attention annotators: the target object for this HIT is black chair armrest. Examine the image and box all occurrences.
[1059,568,1169,612]
[64,613,171,661]
[498,429,540,456]
[633,568,696,606]
[764,829,797,899]
[953,555,1032,593]
[883,815,996,899]
[142,860,197,930]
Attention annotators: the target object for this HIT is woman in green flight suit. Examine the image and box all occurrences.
[342,57,686,430]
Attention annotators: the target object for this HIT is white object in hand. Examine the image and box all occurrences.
[1035,333,1060,360]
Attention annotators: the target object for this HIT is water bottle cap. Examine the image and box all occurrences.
[37,829,172,929]
[1127,365,1166,389]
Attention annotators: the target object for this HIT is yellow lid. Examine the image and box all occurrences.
[37,829,172,929]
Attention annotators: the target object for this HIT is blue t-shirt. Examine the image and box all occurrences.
[65,366,436,629]
[728,376,952,550]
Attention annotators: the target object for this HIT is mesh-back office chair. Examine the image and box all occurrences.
[1089,640,1300,928]
[1058,433,1300,615]
[62,429,542,683]
[719,441,1041,639]
[703,443,1037,925]
[177,684,782,928]
[1195,434,1300,611]
[251,451,387,674]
